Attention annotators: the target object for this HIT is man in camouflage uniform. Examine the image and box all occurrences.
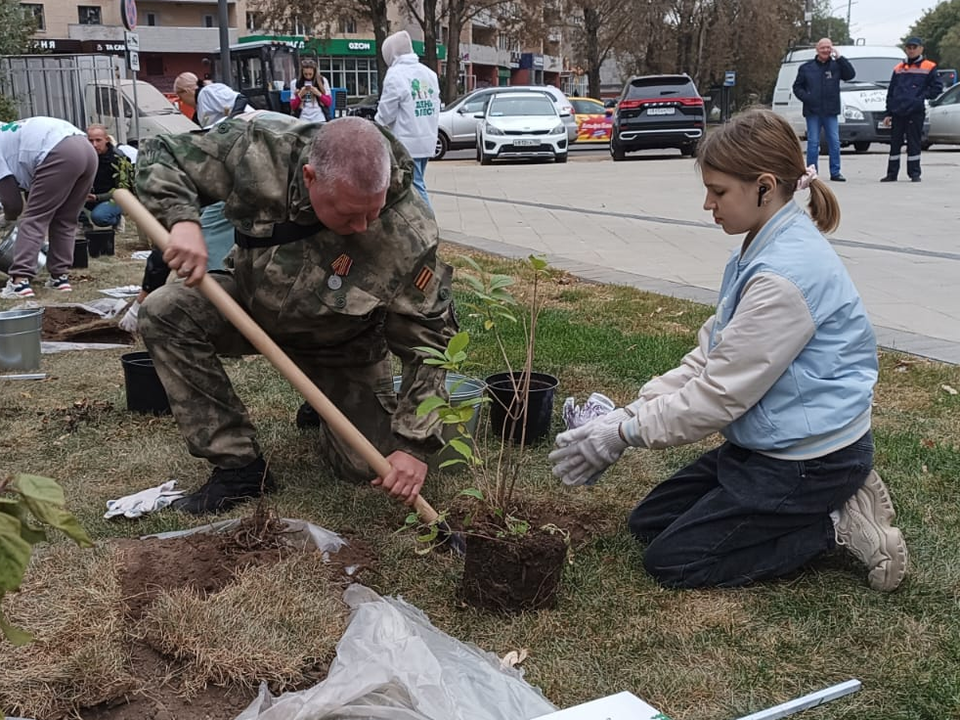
[135,114,457,514]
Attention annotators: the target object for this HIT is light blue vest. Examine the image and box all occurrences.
[715,202,877,458]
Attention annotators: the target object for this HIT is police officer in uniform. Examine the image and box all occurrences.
[135,114,457,514]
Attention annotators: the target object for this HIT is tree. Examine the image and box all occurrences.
[251,0,391,90]
[1,0,37,121]
[0,0,35,55]
[909,0,960,64]
[563,0,656,98]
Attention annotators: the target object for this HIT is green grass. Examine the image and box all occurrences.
[2,237,960,718]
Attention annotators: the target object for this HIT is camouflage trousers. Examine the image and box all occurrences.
[138,274,422,483]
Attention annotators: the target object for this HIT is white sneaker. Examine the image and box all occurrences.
[834,471,908,592]
[1,278,35,298]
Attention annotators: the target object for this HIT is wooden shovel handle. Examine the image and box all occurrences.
[113,189,439,523]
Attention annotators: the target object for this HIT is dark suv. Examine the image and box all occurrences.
[610,74,706,160]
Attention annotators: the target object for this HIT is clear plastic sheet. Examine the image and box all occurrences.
[234,585,557,720]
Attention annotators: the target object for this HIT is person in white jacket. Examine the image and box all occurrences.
[374,30,441,209]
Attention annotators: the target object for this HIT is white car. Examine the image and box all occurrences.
[435,85,577,158]
[475,92,569,164]
[926,82,960,146]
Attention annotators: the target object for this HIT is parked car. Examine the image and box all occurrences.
[475,91,568,165]
[569,97,613,142]
[435,85,577,159]
[610,74,705,161]
[926,82,960,146]
[347,94,379,120]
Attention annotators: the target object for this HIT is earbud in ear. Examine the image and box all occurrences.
[757,186,768,207]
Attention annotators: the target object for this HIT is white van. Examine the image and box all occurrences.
[772,45,927,153]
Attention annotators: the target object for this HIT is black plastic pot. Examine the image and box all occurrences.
[121,351,171,415]
[72,238,88,269]
[86,228,115,257]
[485,371,559,444]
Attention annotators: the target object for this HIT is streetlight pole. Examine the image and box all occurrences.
[218,0,232,86]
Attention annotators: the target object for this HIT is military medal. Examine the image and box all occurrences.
[328,253,352,290]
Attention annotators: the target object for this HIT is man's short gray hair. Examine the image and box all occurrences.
[308,117,391,194]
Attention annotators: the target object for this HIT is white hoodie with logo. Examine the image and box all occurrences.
[375,31,441,159]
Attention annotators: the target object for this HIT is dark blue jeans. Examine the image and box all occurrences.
[628,432,873,588]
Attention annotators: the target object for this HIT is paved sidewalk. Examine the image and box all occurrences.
[429,148,960,364]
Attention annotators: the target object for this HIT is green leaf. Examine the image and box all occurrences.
[0,512,31,592]
[461,275,485,294]
[448,331,470,356]
[528,255,548,271]
[416,396,448,416]
[447,438,473,458]
[0,608,33,646]
[12,474,65,505]
[413,345,450,361]
[489,275,515,290]
[13,475,92,548]
[404,512,419,526]
[458,487,485,500]
[460,255,483,272]
[438,458,466,469]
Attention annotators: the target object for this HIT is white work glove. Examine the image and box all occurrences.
[549,413,630,487]
[562,392,616,430]
[118,300,141,333]
[104,480,185,519]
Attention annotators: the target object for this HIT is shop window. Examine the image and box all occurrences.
[22,4,45,31]
[78,5,101,25]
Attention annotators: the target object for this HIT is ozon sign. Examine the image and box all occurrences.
[347,41,371,51]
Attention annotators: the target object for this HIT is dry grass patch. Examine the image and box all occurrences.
[0,544,135,720]
[139,551,348,696]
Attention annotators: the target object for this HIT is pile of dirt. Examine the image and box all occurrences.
[41,305,133,344]
[1,515,365,720]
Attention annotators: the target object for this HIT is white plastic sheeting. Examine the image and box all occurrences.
[233,585,557,720]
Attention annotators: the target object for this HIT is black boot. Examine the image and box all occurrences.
[296,401,321,429]
[172,457,276,515]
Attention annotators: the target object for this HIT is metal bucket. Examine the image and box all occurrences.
[0,307,44,371]
[0,224,48,276]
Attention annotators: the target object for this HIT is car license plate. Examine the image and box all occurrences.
[647,107,675,115]
[514,139,539,147]
[877,121,889,130]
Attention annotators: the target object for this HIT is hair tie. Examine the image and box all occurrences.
[796,165,818,191]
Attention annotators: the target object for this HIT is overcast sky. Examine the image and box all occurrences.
[848,0,932,45]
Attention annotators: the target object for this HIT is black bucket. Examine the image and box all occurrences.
[485,371,559,444]
[72,238,88,269]
[120,351,171,415]
[86,229,115,257]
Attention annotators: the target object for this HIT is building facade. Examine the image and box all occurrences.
[18,0,569,99]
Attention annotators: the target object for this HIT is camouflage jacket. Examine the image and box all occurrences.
[136,111,457,449]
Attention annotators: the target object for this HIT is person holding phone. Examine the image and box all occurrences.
[291,58,332,123]
[792,38,855,182]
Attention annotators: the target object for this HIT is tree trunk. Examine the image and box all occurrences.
[583,5,603,97]
[423,0,438,72]
[444,2,464,103]
[371,0,390,93]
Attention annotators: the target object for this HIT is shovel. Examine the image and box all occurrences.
[113,189,465,554]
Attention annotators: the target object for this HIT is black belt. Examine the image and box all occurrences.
[234,220,322,249]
